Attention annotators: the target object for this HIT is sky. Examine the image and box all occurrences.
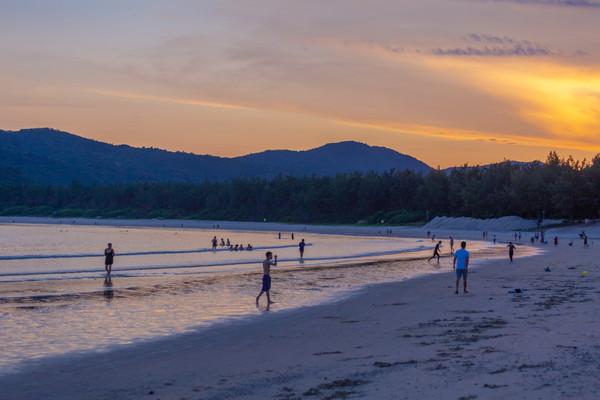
[1,0,599,167]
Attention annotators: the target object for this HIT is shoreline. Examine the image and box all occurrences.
[0,215,493,241]
[4,241,592,399]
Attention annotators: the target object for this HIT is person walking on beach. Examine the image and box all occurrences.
[453,241,469,294]
[211,236,218,251]
[507,242,516,263]
[104,243,115,276]
[449,236,455,254]
[299,238,306,260]
[256,251,277,307]
[429,241,442,263]
[584,234,589,248]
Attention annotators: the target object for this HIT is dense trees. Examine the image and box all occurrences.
[1,153,599,224]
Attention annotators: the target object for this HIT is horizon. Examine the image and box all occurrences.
[2,126,582,167]
[1,1,599,168]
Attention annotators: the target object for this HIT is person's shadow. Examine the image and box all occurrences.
[103,276,114,302]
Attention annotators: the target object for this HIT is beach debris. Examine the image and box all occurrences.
[581,271,589,277]
[545,267,551,272]
[508,288,523,294]
[313,351,342,356]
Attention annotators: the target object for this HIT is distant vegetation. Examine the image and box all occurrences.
[1,152,598,224]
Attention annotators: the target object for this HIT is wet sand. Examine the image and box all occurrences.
[2,240,598,399]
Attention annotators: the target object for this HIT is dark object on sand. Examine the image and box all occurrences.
[545,267,551,272]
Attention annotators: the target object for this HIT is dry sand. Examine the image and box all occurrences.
[2,235,600,399]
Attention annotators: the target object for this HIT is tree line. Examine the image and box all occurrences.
[1,152,599,224]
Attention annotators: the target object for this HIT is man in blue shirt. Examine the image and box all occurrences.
[453,241,470,295]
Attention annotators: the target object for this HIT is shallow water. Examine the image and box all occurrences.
[0,223,500,374]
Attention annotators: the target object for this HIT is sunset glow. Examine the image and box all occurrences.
[1,0,599,166]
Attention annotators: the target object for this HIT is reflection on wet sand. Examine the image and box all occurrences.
[103,276,114,302]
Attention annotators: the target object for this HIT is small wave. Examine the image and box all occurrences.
[0,246,429,280]
[0,243,309,261]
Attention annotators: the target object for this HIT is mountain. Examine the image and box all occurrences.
[0,128,431,185]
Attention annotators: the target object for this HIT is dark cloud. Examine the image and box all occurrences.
[431,44,552,57]
[473,0,600,8]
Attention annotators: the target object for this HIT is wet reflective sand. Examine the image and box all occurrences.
[0,223,508,373]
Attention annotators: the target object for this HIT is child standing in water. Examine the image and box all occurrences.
[104,243,115,276]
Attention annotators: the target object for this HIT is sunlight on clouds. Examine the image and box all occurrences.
[90,89,251,111]
[332,119,600,153]
[423,58,600,142]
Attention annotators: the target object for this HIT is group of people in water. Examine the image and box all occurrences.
[211,236,253,251]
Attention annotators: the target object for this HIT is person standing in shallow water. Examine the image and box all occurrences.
[256,251,278,308]
[507,242,516,263]
[299,239,306,260]
[453,241,469,295]
[104,243,115,276]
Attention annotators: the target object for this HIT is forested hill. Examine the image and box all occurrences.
[0,128,431,185]
[1,152,598,222]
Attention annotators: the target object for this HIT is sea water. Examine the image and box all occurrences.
[0,223,496,373]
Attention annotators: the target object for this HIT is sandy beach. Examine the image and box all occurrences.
[2,219,599,399]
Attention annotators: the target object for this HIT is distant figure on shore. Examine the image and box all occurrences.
[431,234,436,242]
[256,251,277,308]
[507,242,516,263]
[234,244,239,251]
[211,236,218,251]
[530,236,535,245]
[449,236,455,254]
[428,241,442,263]
[584,235,589,248]
[226,238,231,247]
[299,239,306,259]
[453,241,469,295]
[518,232,522,240]
[493,234,497,244]
[246,244,253,251]
[291,232,295,240]
[104,243,115,276]
[220,238,225,247]
[427,231,431,239]
[554,236,558,246]
[278,232,282,240]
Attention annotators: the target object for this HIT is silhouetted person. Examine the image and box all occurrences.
[211,236,218,251]
[299,239,306,259]
[429,241,442,263]
[449,236,455,254]
[104,243,115,276]
[507,242,516,263]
